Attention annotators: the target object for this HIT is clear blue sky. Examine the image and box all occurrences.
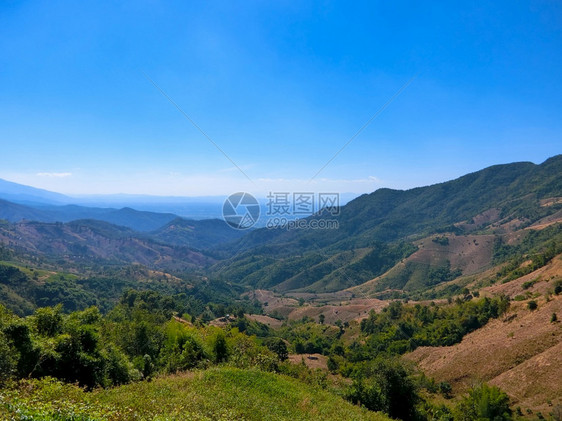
[1,1,561,196]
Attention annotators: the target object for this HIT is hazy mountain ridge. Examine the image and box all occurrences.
[0,219,212,271]
[1,156,561,295]
[0,178,71,205]
[0,198,243,251]
[0,199,179,232]
[211,156,562,293]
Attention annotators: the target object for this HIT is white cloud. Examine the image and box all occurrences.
[36,172,72,178]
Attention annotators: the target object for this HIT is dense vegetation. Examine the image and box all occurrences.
[0,288,519,420]
[0,260,261,317]
[493,224,562,282]
[358,296,510,353]
[212,241,417,293]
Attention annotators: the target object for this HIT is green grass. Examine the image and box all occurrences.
[0,367,390,420]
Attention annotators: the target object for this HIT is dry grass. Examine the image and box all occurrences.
[405,295,562,413]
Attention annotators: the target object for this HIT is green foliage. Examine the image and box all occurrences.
[264,337,289,361]
[212,242,416,293]
[345,357,419,420]
[432,236,450,246]
[277,360,328,389]
[32,304,63,336]
[522,279,538,290]
[358,296,509,357]
[527,300,538,311]
[455,383,512,421]
[210,329,229,363]
[494,228,562,283]
[0,330,16,383]
[370,260,462,293]
[439,381,453,399]
[0,368,390,420]
[279,320,342,355]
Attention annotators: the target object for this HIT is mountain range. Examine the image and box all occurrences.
[0,155,561,296]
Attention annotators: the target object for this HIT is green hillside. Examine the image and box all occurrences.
[0,368,390,420]
[212,156,562,293]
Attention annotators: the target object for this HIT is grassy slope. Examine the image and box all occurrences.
[1,367,390,421]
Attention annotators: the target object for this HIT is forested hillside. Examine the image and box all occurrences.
[211,156,562,293]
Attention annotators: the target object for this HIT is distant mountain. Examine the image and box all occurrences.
[0,219,212,271]
[0,199,179,232]
[211,155,562,293]
[0,198,242,249]
[0,199,52,222]
[151,217,247,250]
[0,178,71,205]
[228,155,562,254]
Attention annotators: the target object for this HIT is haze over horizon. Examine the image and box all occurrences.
[1,1,561,196]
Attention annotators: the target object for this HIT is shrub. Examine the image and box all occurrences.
[345,358,418,420]
[32,305,63,337]
[0,331,16,383]
[210,330,229,363]
[455,383,512,421]
[438,381,453,398]
[527,300,538,311]
[264,337,288,361]
[327,356,339,373]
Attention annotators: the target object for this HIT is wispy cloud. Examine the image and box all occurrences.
[218,164,255,173]
[256,176,383,185]
[36,172,72,178]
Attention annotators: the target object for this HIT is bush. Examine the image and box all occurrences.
[0,331,16,383]
[210,330,229,363]
[438,381,453,398]
[527,300,538,311]
[32,305,63,337]
[455,383,512,421]
[264,337,288,361]
[345,358,418,420]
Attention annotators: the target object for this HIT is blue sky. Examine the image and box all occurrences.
[0,1,561,196]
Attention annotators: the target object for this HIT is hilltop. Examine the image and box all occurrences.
[0,368,389,421]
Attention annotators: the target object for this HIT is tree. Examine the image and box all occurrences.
[346,358,418,420]
[439,381,453,399]
[0,332,16,383]
[211,330,228,363]
[327,355,338,373]
[33,305,63,337]
[527,300,538,311]
[265,337,288,361]
[294,340,305,354]
[455,383,512,421]
[318,314,325,324]
[551,313,558,323]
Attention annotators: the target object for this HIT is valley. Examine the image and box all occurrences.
[0,156,561,420]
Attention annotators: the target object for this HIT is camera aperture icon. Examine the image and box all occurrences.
[223,192,260,229]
